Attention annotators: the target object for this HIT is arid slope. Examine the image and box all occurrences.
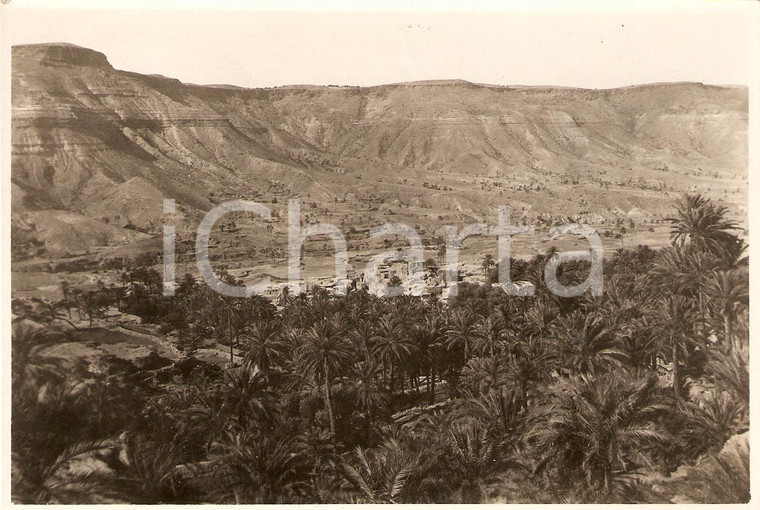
[11,43,748,258]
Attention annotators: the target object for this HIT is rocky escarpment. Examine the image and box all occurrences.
[19,43,113,69]
[11,43,748,257]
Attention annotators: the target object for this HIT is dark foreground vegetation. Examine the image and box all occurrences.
[11,195,749,503]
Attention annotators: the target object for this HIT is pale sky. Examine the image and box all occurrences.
[5,1,758,89]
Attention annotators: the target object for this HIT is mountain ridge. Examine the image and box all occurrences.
[11,43,748,259]
[14,42,746,92]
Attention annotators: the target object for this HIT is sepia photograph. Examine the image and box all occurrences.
[2,0,757,504]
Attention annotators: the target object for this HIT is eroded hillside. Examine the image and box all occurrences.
[11,43,748,259]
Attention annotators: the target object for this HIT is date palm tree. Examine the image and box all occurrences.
[414,313,446,405]
[668,194,741,261]
[702,269,748,344]
[294,426,341,474]
[552,311,628,376]
[219,368,277,432]
[683,389,746,447]
[352,360,389,441]
[276,286,295,309]
[440,421,506,502]
[506,336,553,408]
[618,316,660,371]
[11,324,67,400]
[481,253,496,275]
[12,438,116,504]
[706,333,748,410]
[372,315,417,394]
[348,317,376,362]
[519,298,558,340]
[210,431,310,503]
[212,295,239,364]
[461,356,509,395]
[341,440,420,503]
[114,434,193,503]
[455,386,527,442]
[474,313,506,358]
[240,320,288,379]
[445,307,479,366]
[656,295,698,403]
[655,246,715,328]
[528,371,669,501]
[297,318,354,440]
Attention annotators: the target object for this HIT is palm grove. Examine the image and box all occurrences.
[11,194,749,503]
